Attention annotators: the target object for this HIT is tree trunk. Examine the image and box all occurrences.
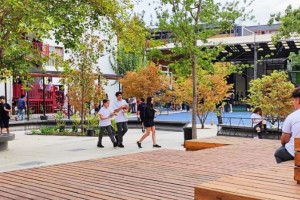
[81,69,84,134]
[192,53,197,139]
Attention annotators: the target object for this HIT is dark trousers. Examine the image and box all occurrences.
[116,122,128,145]
[274,146,294,163]
[98,125,116,146]
[254,122,267,139]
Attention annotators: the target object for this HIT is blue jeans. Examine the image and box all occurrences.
[274,146,294,163]
[17,109,25,120]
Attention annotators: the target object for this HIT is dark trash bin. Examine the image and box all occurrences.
[183,125,192,141]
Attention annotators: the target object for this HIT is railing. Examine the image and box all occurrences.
[217,116,283,139]
[219,116,283,129]
[13,83,65,114]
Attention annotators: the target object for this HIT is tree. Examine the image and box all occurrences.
[110,44,145,75]
[0,0,133,79]
[61,34,107,132]
[269,5,300,40]
[119,62,172,99]
[156,0,252,138]
[110,15,164,75]
[269,5,300,86]
[178,63,233,128]
[246,71,294,125]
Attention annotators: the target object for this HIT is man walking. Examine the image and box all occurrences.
[97,99,117,148]
[113,92,129,148]
[16,94,26,120]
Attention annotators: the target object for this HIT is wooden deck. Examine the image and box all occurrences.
[0,136,297,200]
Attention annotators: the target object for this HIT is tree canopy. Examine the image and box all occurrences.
[119,62,171,99]
[246,71,294,124]
[156,0,252,138]
[0,0,134,78]
[177,63,233,128]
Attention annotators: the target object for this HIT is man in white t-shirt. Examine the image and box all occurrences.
[274,87,300,163]
[113,92,129,148]
[97,99,117,148]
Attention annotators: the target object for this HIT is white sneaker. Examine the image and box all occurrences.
[253,136,259,139]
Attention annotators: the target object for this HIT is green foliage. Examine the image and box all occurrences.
[86,114,99,129]
[111,118,117,131]
[246,71,295,124]
[72,113,81,128]
[110,44,145,75]
[289,51,300,69]
[269,5,300,41]
[60,34,107,128]
[55,111,65,127]
[40,126,57,135]
[0,0,134,77]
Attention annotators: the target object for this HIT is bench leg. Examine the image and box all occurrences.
[0,142,8,151]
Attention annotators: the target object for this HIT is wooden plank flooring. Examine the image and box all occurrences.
[0,136,295,200]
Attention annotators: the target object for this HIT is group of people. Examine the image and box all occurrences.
[97,92,161,149]
[249,87,300,164]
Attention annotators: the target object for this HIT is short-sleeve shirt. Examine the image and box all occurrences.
[282,109,300,156]
[113,99,128,123]
[17,98,26,109]
[99,106,112,127]
[250,113,262,125]
[1,103,11,120]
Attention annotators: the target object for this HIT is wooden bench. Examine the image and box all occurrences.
[295,137,300,184]
[195,161,297,200]
[0,133,15,151]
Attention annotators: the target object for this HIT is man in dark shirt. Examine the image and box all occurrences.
[0,96,12,134]
[17,94,26,120]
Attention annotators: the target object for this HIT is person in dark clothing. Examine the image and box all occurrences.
[0,96,12,134]
[137,98,146,133]
[137,97,161,148]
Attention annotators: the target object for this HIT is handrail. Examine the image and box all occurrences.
[219,116,284,130]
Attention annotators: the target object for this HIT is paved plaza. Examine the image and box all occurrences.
[0,124,218,172]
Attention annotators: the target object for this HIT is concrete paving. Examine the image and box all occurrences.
[0,124,218,172]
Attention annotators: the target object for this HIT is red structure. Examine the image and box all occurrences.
[13,80,64,114]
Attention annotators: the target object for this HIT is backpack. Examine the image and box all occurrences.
[139,103,146,121]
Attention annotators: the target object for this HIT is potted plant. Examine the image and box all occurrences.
[86,114,99,136]
[71,113,80,132]
[55,111,65,132]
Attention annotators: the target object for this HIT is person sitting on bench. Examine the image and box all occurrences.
[251,107,267,139]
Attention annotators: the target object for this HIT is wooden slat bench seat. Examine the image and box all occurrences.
[0,136,290,199]
[195,161,297,200]
[185,136,263,151]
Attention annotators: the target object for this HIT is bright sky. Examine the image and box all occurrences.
[133,0,300,27]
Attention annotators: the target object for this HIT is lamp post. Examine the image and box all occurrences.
[243,27,258,79]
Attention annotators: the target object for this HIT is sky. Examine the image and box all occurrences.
[133,0,300,27]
